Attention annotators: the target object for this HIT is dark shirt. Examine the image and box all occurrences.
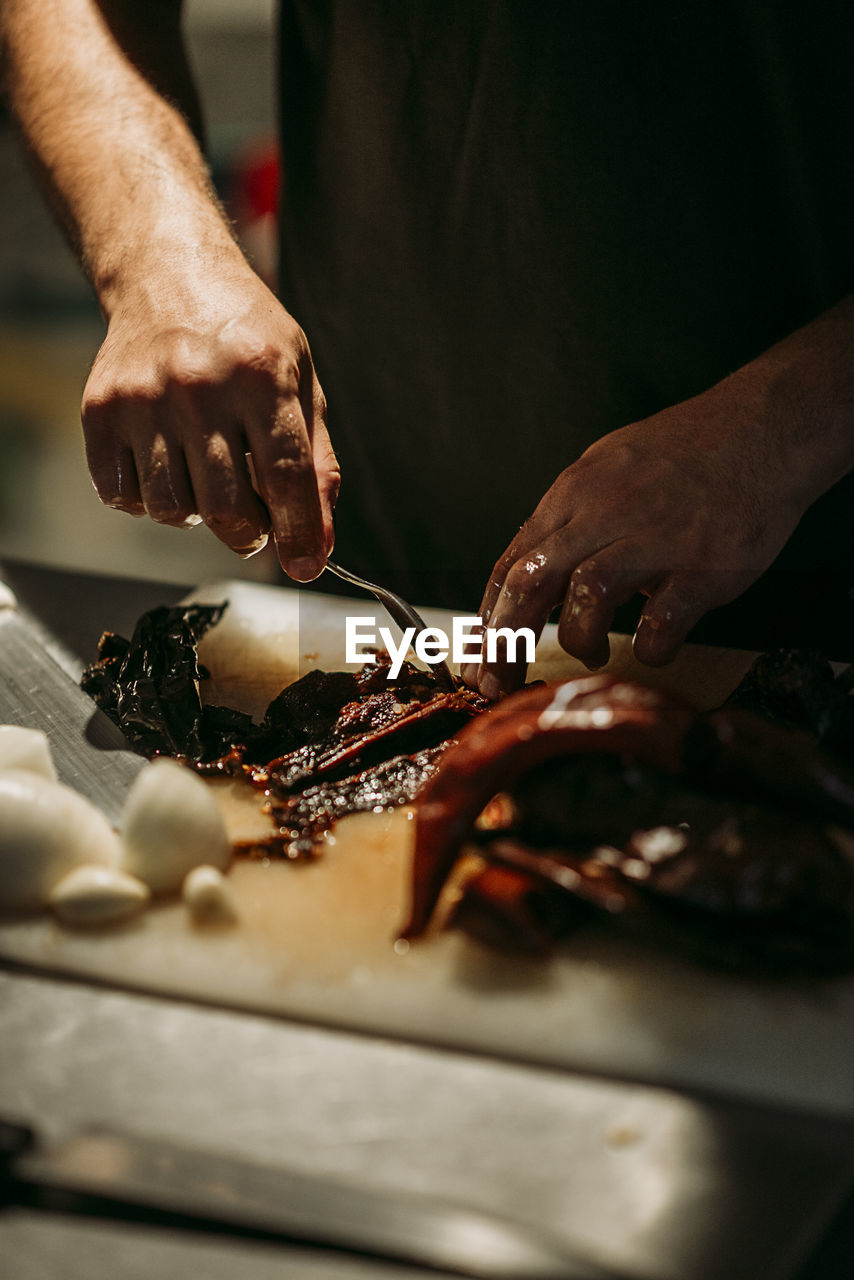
[278,1,854,652]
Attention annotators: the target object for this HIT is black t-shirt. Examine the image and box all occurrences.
[277,1,854,652]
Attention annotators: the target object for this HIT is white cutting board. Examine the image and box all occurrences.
[3,580,854,1118]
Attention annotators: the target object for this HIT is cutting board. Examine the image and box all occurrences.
[3,580,854,1118]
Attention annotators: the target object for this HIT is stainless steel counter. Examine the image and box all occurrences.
[2,558,854,1280]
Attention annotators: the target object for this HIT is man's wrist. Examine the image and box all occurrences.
[92,216,247,320]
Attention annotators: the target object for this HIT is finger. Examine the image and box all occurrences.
[477,527,559,629]
[632,574,714,666]
[475,558,511,636]
[476,628,530,701]
[86,437,145,517]
[82,387,147,516]
[475,524,595,696]
[133,428,203,528]
[558,540,659,669]
[183,427,271,556]
[302,370,339,558]
[246,394,326,580]
[458,617,486,689]
[476,473,581,624]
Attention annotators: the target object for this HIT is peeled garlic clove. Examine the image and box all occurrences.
[121,758,231,894]
[50,864,150,926]
[182,864,238,924]
[0,770,122,913]
[0,725,58,781]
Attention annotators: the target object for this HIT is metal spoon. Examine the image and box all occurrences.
[325,559,455,687]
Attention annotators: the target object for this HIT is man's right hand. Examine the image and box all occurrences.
[1,0,338,581]
[82,266,339,580]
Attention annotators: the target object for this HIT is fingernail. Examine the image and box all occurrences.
[236,533,270,559]
[480,672,502,702]
[180,514,204,529]
[286,556,323,582]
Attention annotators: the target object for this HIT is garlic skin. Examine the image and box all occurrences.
[50,864,150,926]
[0,726,58,781]
[121,758,231,894]
[182,864,238,924]
[0,770,122,913]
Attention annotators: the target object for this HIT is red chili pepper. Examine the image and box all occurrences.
[402,675,694,938]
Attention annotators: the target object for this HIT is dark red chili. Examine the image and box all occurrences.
[403,675,694,937]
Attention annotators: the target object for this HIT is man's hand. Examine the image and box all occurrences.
[462,395,796,697]
[83,268,338,578]
[1,0,337,580]
[462,300,854,698]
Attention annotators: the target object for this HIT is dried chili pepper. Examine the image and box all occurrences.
[402,676,694,938]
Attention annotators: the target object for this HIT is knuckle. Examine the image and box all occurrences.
[662,576,701,616]
[570,561,609,602]
[81,385,122,422]
[237,341,280,377]
[500,568,526,601]
[231,342,286,391]
[643,603,687,645]
[199,431,234,472]
[324,462,342,505]
[270,414,307,455]
[81,389,108,424]
[497,521,540,576]
[163,356,214,393]
[262,454,314,496]
[83,381,158,420]
[487,552,513,586]
[159,333,229,392]
[504,556,545,598]
[147,430,171,466]
[267,420,311,465]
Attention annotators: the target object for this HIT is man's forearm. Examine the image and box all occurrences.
[0,0,240,314]
[0,0,339,579]
[719,293,854,514]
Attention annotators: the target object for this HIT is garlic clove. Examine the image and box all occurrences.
[121,758,231,894]
[50,864,150,926]
[182,864,238,924]
[0,725,58,781]
[0,770,122,913]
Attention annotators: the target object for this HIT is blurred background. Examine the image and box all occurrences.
[0,0,283,587]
